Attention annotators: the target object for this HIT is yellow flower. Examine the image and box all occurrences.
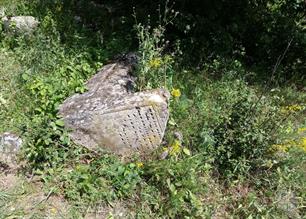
[299,137,306,152]
[136,162,144,168]
[289,104,303,112]
[272,144,289,153]
[148,58,162,68]
[272,138,306,153]
[169,140,181,155]
[171,88,181,98]
[281,104,304,114]
[298,127,306,133]
[50,208,57,214]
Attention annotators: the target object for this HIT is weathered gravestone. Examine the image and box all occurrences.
[0,132,22,169]
[59,61,170,156]
[2,16,39,33]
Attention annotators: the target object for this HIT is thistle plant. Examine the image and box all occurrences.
[134,1,180,90]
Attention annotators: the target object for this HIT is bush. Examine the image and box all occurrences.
[169,61,285,176]
[212,89,282,175]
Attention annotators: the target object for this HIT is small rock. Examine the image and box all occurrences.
[277,191,301,218]
[0,132,22,169]
[2,16,39,33]
[160,150,169,160]
[174,131,183,142]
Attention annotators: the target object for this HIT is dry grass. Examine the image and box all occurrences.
[0,172,72,218]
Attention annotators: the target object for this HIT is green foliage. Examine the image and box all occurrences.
[135,6,180,90]
[212,88,282,175]
[18,38,100,169]
[0,0,305,218]
[140,157,208,218]
[62,156,142,203]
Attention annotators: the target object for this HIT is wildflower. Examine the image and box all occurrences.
[281,104,304,114]
[298,127,306,133]
[169,140,181,155]
[300,137,306,152]
[148,58,162,68]
[171,88,181,98]
[272,138,306,153]
[50,208,57,214]
[136,162,144,168]
[272,144,289,153]
[288,104,303,112]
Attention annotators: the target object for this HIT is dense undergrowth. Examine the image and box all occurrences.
[0,0,305,218]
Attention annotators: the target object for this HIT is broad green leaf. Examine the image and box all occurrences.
[183,147,191,156]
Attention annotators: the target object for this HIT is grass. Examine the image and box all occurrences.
[0,0,305,218]
[0,49,28,133]
[0,174,80,218]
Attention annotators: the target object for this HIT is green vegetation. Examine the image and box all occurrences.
[0,0,305,218]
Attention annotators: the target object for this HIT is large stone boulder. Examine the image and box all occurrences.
[2,16,39,33]
[0,132,22,169]
[59,61,169,156]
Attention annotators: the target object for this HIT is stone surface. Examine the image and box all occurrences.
[0,132,22,168]
[59,62,170,156]
[277,191,301,219]
[2,16,39,33]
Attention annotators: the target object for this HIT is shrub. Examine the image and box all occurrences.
[169,61,285,176]
[212,89,282,175]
